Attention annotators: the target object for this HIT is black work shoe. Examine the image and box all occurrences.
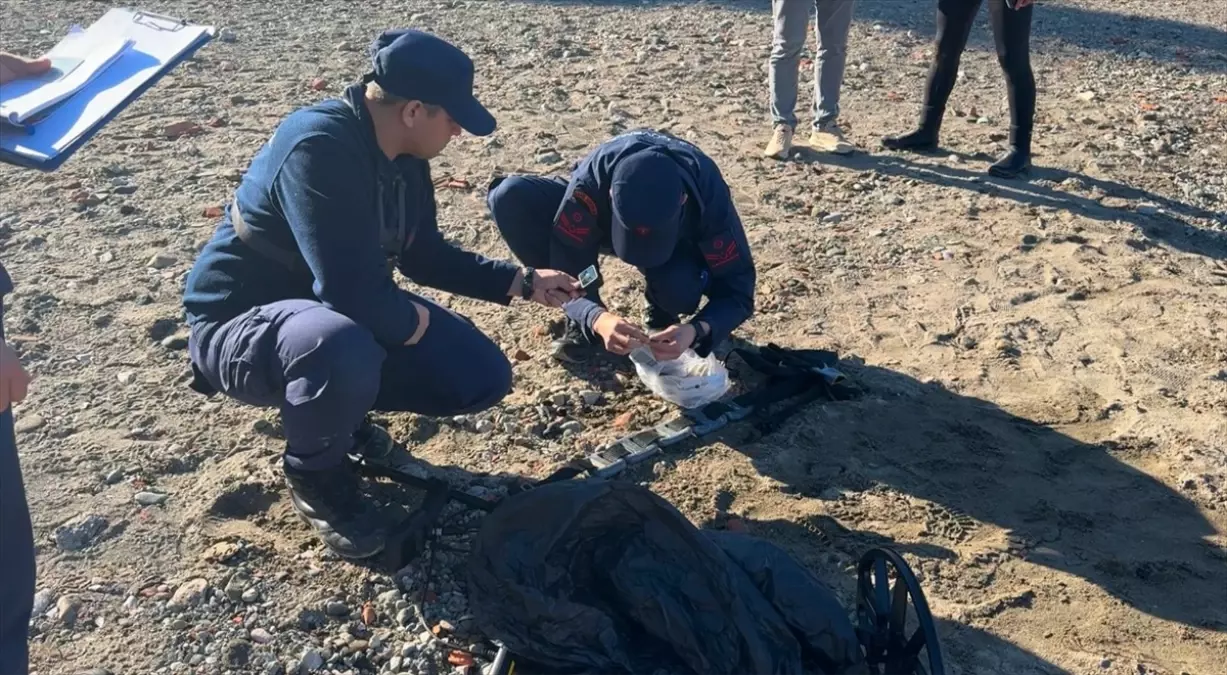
[551,319,596,364]
[284,461,387,560]
[881,128,939,152]
[988,146,1031,179]
[348,421,429,480]
[643,303,676,332]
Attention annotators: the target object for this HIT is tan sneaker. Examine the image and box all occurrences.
[763,125,794,159]
[809,123,855,155]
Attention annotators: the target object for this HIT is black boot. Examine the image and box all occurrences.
[550,319,597,364]
[285,460,387,559]
[988,125,1032,179]
[882,106,942,152]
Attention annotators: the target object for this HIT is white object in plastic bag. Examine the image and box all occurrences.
[629,347,731,409]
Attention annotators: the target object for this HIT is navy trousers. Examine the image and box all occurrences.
[0,283,35,675]
[487,175,709,320]
[189,297,512,470]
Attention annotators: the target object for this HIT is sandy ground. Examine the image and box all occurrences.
[1,1,1225,674]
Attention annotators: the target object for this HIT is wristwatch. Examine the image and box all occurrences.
[687,321,710,348]
[520,267,536,300]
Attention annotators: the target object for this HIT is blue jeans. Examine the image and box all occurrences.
[0,272,35,675]
[189,297,512,471]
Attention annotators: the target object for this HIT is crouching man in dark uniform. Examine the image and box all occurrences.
[487,129,756,363]
[181,30,580,560]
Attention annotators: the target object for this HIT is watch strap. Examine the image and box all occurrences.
[520,267,536,300]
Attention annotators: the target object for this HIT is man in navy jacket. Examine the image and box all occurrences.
[181,30,578,560]
[488,129,756,363]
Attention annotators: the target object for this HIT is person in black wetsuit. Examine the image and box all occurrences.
[882,0,1036,178]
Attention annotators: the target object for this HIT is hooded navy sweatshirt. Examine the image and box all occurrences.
[183,84,519,346]
[549,129,756,355]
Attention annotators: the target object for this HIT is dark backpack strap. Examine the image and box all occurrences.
[230,201,300,272]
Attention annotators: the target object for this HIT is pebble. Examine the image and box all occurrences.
[300,647,326,672]
[242,587,260,604]
[535,150,562,164]
[335,41,354,51]
[580,390,602,406]
[1077,91,1097,101]
[396,608,413,626]
[251,627,273,644]
[218,27,237,42]
[161,334,189,350]
[169,578,210,608]
[821,212,844,224]
[325,600,350,617]
[32,589,54,616]
[148,253,176,269]
[134,491,168,506]
[474,419,494,434]
[56,595,82,627]
[560,420,583,436]
[53,514,109,551]
[171,618,188,630]
[117,371,136,385]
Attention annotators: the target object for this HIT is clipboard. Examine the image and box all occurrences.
[0,8,215,172]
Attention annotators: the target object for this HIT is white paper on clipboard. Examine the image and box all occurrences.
[0,30,134,125]
[1,8,214,163]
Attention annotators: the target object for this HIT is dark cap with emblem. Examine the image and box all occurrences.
[610,149,686,269]
[366,29,496,136]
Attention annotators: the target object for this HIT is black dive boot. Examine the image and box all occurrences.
[988,125,1032,179]
[284,460,387,559]
[550,319,597,364]
[882,106,942,152]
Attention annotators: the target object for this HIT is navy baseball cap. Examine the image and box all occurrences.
[610,149,685,269]
[368,29,496,136]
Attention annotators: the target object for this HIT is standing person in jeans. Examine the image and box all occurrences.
[881,0,1036,178]
[0,48,52,675]
[763,0,858,159]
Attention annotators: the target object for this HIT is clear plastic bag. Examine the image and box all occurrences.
[630,346,730,409]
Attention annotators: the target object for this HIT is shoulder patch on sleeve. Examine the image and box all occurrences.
[699,234,747,277]
[553,188,600,248]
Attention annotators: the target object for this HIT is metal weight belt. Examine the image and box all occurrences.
[527,343,854,487]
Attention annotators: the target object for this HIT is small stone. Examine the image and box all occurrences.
[171,618,189,630]
[396,608,413,626]
[202,205,223,218]
[310,77,328,91]
[251,627,273,644]
[203,540,241,563]
[821,212,844,224]
[612,411,635,429]
[535,150,562,164]
[14,415,44,434]
[882,193,904,206]
[1077,91,1097,102]
[227,640,252,667]
[161,334,188,350]
[98,251,115,263]
[116,371,136,385]
[54,514,109,551]
[552,392,569,408]
[560,420,583,436]
[168,580,209,614]
[163,120,201,139]
[32,589,54,616]
[241,587,260,603]
[389,656,403,673]
[300,647,326,672]
[148,253,176,269]
[580,391,602,406]
[512,348,531,361]
[474,419,494,434]
[335,41,354,51]
[1100,658,1112,669]
[56,595,82,627]
[361,603,377,625]
[325,600,350,617]
[134,491,168,506]
[418,630,434,644]
[218,27,237,42]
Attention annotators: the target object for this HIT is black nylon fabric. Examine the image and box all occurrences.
[466,480,867,674]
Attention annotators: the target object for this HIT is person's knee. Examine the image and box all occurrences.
[487,175,533,232]
[281,309,385,409]
[470,349,513,413]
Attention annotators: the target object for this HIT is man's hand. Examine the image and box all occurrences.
[530,269,582,308]
[593,312,649,356]
[0,52,51,86]
[648,323,697,362]
[0,340,31,414]
[403,301,431,346]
